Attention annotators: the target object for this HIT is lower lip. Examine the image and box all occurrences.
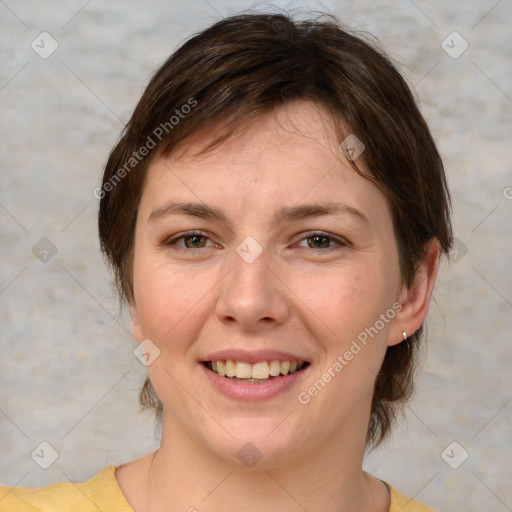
[201,364,309,401]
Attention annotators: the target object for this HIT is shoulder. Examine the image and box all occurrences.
[386,482,437,511]
[0,465,134,512]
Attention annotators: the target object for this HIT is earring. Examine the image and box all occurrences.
[402,331,407,341]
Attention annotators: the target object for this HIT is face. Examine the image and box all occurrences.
[130,100,406,466]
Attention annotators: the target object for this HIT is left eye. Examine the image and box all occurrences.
[297,232,345,250]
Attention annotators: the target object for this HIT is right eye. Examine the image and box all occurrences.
[164,231,218,250]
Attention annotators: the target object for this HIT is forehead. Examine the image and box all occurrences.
[166,100,341,166]
[140,100,390,229]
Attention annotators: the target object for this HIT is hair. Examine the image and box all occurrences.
[98,11,453,449]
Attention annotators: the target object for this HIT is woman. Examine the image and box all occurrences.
[0,11,452,512]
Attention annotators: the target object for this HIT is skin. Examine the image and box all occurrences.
[116,100,440,512]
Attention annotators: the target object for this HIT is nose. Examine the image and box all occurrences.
[215,245,290,331]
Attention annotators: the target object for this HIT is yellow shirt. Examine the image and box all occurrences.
[0,465,436,511]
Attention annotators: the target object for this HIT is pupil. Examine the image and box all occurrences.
[186,235,204,248]
[310,235,328,248]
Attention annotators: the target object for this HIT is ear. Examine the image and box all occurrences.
[129,301,143,343]
[388,239,441,346]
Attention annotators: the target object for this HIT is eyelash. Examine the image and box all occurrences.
[164,230,347,252]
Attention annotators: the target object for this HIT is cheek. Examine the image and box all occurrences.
[300,262,392,343]
[133,261,210,344]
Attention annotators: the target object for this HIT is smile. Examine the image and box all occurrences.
[203,360,309,382]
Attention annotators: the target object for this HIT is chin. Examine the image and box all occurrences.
[196,414,312,469]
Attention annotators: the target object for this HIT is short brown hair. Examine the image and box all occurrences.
[99,12,452,449]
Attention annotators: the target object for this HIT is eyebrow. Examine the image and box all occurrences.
[148,200,370,227]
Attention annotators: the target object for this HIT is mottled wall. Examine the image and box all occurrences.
[1,1,511,511]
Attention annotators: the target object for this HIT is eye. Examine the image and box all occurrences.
[297,232,347,251]
[163,230,347,252]
[164,231,217,250]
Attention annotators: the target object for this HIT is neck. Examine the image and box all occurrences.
[146,414,386,512]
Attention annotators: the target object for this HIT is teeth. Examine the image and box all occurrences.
[235,361,252,379]
[225,359,236,377]
[251,362,269,380]
[208,359,306,379]
[269,360,281,377]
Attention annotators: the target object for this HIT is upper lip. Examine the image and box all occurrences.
[201,349,309,364]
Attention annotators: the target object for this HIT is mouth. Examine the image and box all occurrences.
[202,359,310,383]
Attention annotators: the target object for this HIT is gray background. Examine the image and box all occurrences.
[1,1,511,510]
